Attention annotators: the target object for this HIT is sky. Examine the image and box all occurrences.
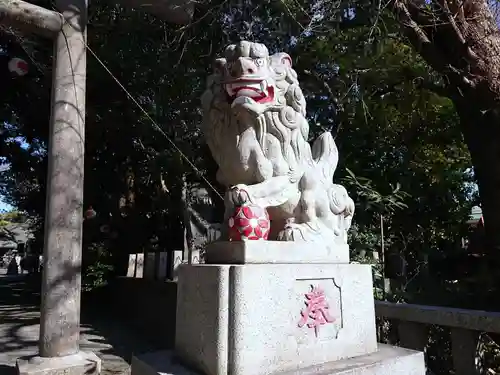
[0,164,11,212]
[0,138,27,212]
[0,200,12,212]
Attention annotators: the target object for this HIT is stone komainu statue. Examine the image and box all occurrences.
[201,41,354,243]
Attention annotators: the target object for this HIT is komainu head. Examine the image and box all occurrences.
[202,40,306,117]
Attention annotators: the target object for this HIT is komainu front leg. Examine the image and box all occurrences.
[276,188,321,241]
[225,176,299,208]
[277,219,322,242]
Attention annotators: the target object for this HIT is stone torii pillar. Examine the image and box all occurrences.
[0,0,193,374]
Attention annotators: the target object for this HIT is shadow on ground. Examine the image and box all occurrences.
[0,275,40,357]
[0,272,161,375]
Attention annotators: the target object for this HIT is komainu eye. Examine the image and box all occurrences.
[255,58,265,66]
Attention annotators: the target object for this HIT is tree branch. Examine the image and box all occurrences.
[0,0,63,38]
[389,0,477,92]
[303,69,336,103]
[390,0,446,72]
[437,0,466,44]
[370,77,449,98]
[111,0,194,25]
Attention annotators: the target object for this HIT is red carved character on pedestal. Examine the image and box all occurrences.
[298,285,335,337]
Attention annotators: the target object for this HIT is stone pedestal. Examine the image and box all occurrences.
[131,241,426,375]
[17,352,101,375]
[171,250,184,280]
[132,344,424,375]
[127,254,137,277]
[205,240,349,264]
[175,263,377,375]
[136,253,145,278]
[188,248,201,264]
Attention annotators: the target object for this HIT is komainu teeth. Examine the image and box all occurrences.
[261,80,268,95]
[225,80,270,96]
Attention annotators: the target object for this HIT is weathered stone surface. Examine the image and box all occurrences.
[205,240,349,264]
[171,250,184,281]
[0,0,64,37]
[201,41,354,243]
[375,300,500,332]
[175,265,229,375]
[278,344,426,375]
[131,344,425,375]
[131,351,196,375]
[136,253,145,278]
[127,254,137,277]
[17,352,101,375]
[39,0,87,358]
[175,263,377,375]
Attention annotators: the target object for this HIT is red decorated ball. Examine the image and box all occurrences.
[228,203,270,241]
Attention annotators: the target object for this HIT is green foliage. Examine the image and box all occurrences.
[82,242,114,292]
[0,210,26,226]
[0,210,24,222]
[343,169,410,213]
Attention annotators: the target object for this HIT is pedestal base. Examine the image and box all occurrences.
[205,241,349,264]
[130,344,426,375]
[176,263,378,375]
[16,352,102,375]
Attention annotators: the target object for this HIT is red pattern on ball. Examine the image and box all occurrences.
[228,203,270,241]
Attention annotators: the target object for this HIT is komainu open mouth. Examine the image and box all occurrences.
[224,79,275,104]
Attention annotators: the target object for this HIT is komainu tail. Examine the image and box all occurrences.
[311,132,339,183]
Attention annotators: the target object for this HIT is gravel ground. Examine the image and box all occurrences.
[0,269,160,375]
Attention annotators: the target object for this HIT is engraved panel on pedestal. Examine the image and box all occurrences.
[294,278,343,344]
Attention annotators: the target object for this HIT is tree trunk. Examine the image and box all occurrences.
[454,95,500,257]
[392,0,500,256]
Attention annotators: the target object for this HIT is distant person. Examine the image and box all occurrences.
[6,257,19,275]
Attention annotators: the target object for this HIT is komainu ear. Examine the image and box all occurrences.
[280,53,292,68]
[270,52,292,69]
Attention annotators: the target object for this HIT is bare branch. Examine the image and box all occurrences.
[0,0,63,38]
[303,69,336,103]
[391,1,434,54]
[111,0,194,25]
[390,0,500,95]
[390,0,465,85]
[437,0,465,44]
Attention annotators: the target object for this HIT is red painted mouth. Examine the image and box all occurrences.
[225,79,275,104]
[231,85,274,103]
